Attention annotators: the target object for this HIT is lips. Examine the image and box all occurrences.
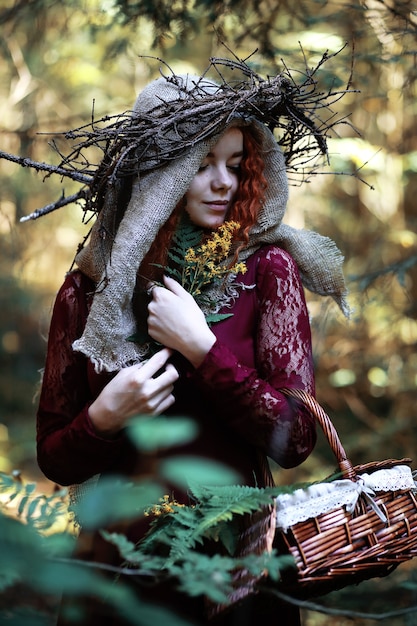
[204,200,229,210]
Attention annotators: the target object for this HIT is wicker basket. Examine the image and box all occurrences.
[274,388,417,598]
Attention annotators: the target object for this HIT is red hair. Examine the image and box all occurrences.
[138,125,267,285]
[227,125,268,258]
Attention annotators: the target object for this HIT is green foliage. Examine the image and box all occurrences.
[141,484,259,559]
[0,504,191,626]
[2,460,417,623]
[164,216,245,296]
[128,414,199,451]
[70,475,163,531]
[0,471,168,623]
[160,215,244,323]
[0,471,68,532]
[166,212,205,268]
[105,0,417,78]
[0,469,296,622]
[103,483,296,603]
[160,455,242,489]
[128,216,240,346]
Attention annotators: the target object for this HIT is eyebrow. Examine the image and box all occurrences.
[206,150,244,158]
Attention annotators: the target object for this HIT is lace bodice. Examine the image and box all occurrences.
[36,245,316,487]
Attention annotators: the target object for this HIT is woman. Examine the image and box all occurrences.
[36,70,348,625]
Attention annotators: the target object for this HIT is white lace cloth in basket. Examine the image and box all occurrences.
[276,465,417,532]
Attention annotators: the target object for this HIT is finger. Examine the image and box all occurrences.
[162,275,190,298]
[156,393,176,414]
[154,362,179,384]
[152,392,176,415]
[146,282,157,298]
[147,283,169,305]
[139,348,173,377]
[137,389,175,415]
[140,379,176,413]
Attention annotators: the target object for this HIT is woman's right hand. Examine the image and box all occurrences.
[88,348,179,437]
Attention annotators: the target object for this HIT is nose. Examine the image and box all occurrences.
[211,165,233,190]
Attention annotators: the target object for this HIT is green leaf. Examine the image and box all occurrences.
[160,456,241,490]
[0,609,52,626]
[165,251,187,267]
[161,265,182,282]
[0,514,47,588]
[127,416,198,452]
[175,552,233,602]
[170,214,204,254]
[100,531,138,562]
[72,476,162,530]
[0,568,20,593]
[0,472,19,493]
[204,519,239,555]
[17,494,29,517]
[205,313,233,324]
[26,496,41,521]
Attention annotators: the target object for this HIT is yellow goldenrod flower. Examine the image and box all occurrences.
[144,494,186,518]
[184,248,197,263]
[163,220,247,319]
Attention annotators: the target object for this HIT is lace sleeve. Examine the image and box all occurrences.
[194,247,316,468]
[256,247,316,465]
[256,247,315,393]
[36,272,125,486]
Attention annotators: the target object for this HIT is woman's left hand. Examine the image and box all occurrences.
[147,275,216,367]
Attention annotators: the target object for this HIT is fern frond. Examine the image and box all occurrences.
[0,472,69,532]
[205,313,233,324]
[191,485,275,536]
[170,215,204,255]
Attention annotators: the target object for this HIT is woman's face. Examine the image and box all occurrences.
[185,127,243,229]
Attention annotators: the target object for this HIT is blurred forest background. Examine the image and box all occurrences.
[1,0,417,624]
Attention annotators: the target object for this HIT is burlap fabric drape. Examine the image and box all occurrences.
[73,74,349,373]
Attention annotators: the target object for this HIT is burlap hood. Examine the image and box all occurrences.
[73,73,349,373]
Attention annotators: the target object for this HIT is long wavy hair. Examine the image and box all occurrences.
[138,124,268,286]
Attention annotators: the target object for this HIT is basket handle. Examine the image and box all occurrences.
[281,388,357,480]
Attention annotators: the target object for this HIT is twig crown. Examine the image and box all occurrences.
[10,50,356,222]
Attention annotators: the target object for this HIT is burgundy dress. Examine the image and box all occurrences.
[37,244,316,625]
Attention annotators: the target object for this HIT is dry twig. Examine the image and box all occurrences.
[0,52,358,222]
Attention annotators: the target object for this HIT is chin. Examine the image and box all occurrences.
[186,209,226,230]
[204,216,226,229]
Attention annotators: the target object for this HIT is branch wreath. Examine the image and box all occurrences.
[0,48,357,223]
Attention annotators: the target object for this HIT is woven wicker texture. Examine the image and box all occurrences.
[275,389,417,597]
